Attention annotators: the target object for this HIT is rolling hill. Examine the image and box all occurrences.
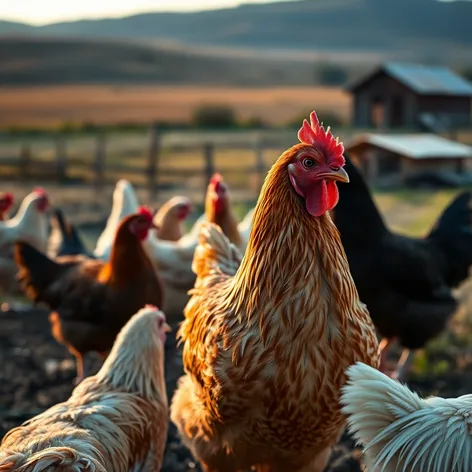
[1,0,472,54]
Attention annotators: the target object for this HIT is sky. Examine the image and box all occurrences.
[0,0,286,26]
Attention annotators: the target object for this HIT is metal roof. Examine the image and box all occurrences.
[347,62,472,96]
[346,133,472,160]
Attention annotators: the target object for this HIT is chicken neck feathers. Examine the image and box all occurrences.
[175,145,379,465]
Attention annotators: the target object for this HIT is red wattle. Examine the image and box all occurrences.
[304,180,339,217]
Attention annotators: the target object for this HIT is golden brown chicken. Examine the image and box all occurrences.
[14,207,164,384]
[171,111,380,472]
[0,305,170,472]
[204,173,242,248]
[155,195,192,241]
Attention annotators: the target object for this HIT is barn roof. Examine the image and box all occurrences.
[345,133,472,160]
[347,62,472,96]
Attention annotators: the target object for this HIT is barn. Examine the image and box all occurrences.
[347,62,472,130]
[345,133,472,186]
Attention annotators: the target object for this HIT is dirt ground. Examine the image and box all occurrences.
[2,301,472,472]
[0,306,362,472]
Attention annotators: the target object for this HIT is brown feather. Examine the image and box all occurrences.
[171,143,379,472]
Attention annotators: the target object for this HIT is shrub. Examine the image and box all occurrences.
[192,104,237,129]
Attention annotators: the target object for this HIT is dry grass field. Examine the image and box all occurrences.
[0,85,351,128]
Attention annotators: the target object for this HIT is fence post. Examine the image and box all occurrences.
[94,133,106,188]
[19,144,31,180]
[203,142,215,201]
[55,138,67,182]
[147,123,160,201]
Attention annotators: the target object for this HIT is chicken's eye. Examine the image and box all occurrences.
[303,158,316,169]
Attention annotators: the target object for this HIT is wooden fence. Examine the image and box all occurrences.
[0,125,310,203]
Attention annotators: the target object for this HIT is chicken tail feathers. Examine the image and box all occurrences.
[49,209,91,258]
[192,222,242,283]
[0,447,106,472]
[426,190,472,287]
[14,241,61,304]
[341,362,472,472]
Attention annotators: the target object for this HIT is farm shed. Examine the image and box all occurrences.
[345,133,472,185]
[346,62,472,130]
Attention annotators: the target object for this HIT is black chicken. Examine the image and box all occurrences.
[47,208,94,259]
[334,155,472,379]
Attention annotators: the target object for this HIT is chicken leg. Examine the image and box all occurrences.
[378,337,394,373]
[390,348,413,381]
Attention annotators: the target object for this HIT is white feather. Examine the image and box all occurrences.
[94,180,140,260]
[341,362,472,472]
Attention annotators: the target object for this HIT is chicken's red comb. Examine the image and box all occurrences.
[33,187,47,196]
[210,173,223,185]
[145,304,159,310]
[138,206,154,220]
[1,192,14,203]
[298,111,345,166]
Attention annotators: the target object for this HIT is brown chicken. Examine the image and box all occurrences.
[155,195,192,241]
[14,206,164,384]
[0,305,170,472]
[0,192,14,221]
[171,111,380,472]
[204,173,242,248]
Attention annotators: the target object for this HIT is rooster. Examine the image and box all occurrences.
[0,305,170,472]
[341,362,472,472]
[14,207,164,383]
[0,192,14,221]
[333,156,472,380]
[47,208,94,258]
[154,195,192,241]
[170,111,380,472]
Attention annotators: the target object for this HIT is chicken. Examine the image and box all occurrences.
[47,208,94,258]
[0,188,50,303]
[203,173,242,248]
[0,305,170,472]
[341,362,472,472]
[0,192,14,221]
[333,155,472,380]
[154,195,192,241]
[170,111,379,472]
[93,179,139,260]
[14,206,164,383]
[0,187,49,253]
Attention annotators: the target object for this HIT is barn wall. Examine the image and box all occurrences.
[351,72,417,128]
[417,95,472,121]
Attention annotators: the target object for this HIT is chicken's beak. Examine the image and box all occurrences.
[320,166,350,183]
[163,323,172,333]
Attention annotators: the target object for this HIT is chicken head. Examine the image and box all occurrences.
[287,111,349,217]
[0,192,14,214]
[209,173,228,215]
[32,187,50,213]
[129,206,159,241]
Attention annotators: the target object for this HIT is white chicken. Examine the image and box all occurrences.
[341,362,472,472]
[0,187,50,302]
[93,179,139,260]
[237,206,254,253]
[0,305,170,472]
